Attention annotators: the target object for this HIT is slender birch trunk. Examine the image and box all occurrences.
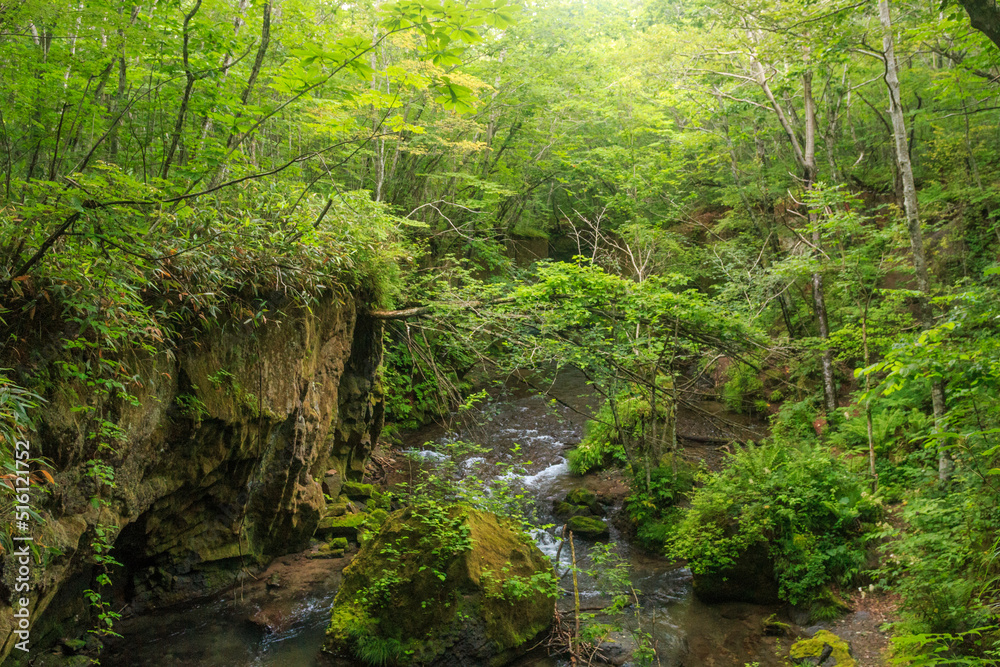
[749,40,837,415]
[878,0,950,481]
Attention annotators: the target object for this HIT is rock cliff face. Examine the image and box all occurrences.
[0,294,384,662]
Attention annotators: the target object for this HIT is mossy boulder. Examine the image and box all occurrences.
[326,502,349,517]
[312,543,346,559]
[342,481,374,499]
[324,507,555,666]
[567,515,609,540]
[554,501,592,518]
[691,541,780,604]
[790,629,855,666]
[565,488,603,516]
[316,512,367,540]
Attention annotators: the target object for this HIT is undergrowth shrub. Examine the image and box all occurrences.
[770,398,821,444]
[878,479,1000,663]
[382,334,473,432]
[568,392,671,474]
[669,440,881,606]
[721,362,766,414]
[827,401,932,501]
[626,463,695,551]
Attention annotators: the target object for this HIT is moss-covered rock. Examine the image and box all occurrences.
[567,515,609,540]
[326,502,349,517]
[311,543,346,559]
[565,488,602,516]
[342,481,374,499]
[325,507,555,666]
[790,630,855,666]
[553,501,591,518]
[316,512,368,540]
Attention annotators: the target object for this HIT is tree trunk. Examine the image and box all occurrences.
[958,0,1000,52]
[749,43,836,412]
[803,66,838,415]
[879,0,950,480]
[161,0,203,180]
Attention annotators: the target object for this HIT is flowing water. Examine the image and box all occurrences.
[103,368,782,666]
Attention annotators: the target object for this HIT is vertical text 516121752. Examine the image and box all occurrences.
[12,439,33,653]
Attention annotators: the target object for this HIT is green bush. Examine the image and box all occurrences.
[626,464,695,551]
[770,398,821,444]
[880,491,1000,638]
[721,362,766,414]
[669,441,880,606]
[827,404,932,501]
[568,392,671,474]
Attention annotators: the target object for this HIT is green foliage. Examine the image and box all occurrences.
[770,398,821,444]
[721,361,766,415]
[889,628,1000,666]
[828,403,933,499]
[563,542,657,666]
[626,464,694,551]
[0,373,54,560]
[354,634,404,667]
[669,441,881,606]
[396,441,543,535]
[877,488,1000,639]
[569,392,670,474]
[382,331,474,431]
[481,565,559,603]
[496,259,756,486]
[174,391,209,422]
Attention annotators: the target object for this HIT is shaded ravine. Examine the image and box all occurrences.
[102,368,783,667]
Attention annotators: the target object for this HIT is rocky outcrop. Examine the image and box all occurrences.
[0,294,384,662]
[325,507,555,666]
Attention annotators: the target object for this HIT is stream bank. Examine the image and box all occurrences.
[96,367,895,666]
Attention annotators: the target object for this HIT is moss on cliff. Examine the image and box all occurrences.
[0,297,386,662]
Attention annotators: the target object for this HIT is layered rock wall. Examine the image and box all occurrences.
[0,294,384,661]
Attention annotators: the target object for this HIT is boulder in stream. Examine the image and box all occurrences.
[324,506,556,666]
[555,488,605,520]
[789,629,856,666]
[567,514,610,540]
[566,488,604,515]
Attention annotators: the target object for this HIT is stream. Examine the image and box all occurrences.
[103,369,783,667]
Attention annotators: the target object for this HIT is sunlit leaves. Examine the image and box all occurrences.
[433,78,476,113]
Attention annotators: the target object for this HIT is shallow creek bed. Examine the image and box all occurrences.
[99,369,894,667]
